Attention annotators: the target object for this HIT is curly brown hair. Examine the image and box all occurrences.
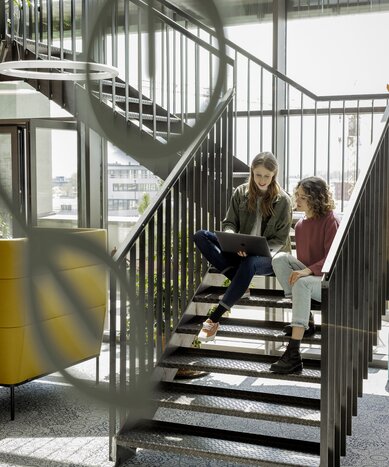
[295,176,336,218]
[247,152,280,218]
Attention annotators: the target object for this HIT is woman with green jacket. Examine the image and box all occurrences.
[194,152,292,342]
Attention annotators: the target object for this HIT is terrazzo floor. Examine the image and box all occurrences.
[1,343,388,467]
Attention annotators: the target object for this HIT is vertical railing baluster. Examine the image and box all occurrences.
[138,6,143,129]
[233,50,238,157]
[286,83,290,193]
[208,126,215,232]
[327,100,332,183]
[147,218,155,372]
[187,163,195,299]
[156,205,164,359]
[124,0,129,121]
[260,66,264,153]
[334,258,342,461]
[299,92,303,179]
[194,149,202,287]
[34,0,38,58]
[201,138,208,274]
[138,230,146,377]
[22,0,26,51]
[356,100,360,178]
[195,26,200,120]
[370,98,374,144]
[341,100,346,211]
[166,24,171,139]
[227,102,234,201]
[71,0,76,60]
[184,20,188,124]
[164,194,172,343]
[172,15,177,115]
[215,118,221,228]
[129,245,137,388]
[112,0,118,107]
[10,0,14,43]
[180,29,184,133]
[247,59,251,163]
[180,171,188,312]
[221,109,228,216]
[119,259,127,424]
[161,9,165,108]
[59,0,64,59]
[47,0,52,58]
[172,183,180,328]
[314,100,318,176]
[109,269,117,458]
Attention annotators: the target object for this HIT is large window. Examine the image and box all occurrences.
[31,121,78,228]
[287,11,389,95]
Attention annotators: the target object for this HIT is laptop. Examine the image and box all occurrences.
[215,231,282,257]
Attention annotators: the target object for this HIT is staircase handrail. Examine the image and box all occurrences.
[322,116,389,279]
[5,2,388,103]
[113,87,235,263]
[129,0,234,66]
[154,0,389,102]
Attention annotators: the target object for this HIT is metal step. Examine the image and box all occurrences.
[153,381,321,426]
[92,89,153,105]
[177,315,322,344]
[116,419,321,466]
[193,286,322,310]
[160,347,321,384]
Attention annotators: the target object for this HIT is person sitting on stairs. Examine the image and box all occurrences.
[194,151,292,342]
[270,176,340,374]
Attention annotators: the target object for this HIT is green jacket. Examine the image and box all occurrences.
[222,183,292,252]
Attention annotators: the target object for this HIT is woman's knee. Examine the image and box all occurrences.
[292,277,312,296]
[193,229,207,245]
[241,255,258,272]
[272,252,288,270]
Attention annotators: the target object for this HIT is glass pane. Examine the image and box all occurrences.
[0,133,13,238]
[35,128,78,228]
[107,142,162,253]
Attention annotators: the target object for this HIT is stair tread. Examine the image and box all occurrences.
[177,316,321,343]
[116,420,320,466]
[153,383,320,426]
[160,348,321,383]
[194,286,322,310]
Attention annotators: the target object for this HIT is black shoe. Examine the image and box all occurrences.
[269,347,303,374]
[283,312,316,337]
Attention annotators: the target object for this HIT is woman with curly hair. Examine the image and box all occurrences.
[193,152,292,342]
[270,176,340,374]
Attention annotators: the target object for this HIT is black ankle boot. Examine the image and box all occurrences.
[270,342,303,374]
[283,312,316,337]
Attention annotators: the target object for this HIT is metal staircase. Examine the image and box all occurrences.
[112,262,324,466]
[1,1,389,466]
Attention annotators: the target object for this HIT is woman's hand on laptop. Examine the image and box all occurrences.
[237,250,248,257]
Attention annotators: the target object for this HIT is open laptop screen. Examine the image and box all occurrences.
[214,231,282,257]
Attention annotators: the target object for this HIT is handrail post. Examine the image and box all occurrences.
[272,0,287,188]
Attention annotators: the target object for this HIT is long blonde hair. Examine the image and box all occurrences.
[247,152,280,218]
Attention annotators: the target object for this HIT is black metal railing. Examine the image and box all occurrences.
[320,118,389,466]
[108,88,234,452]
[3,0,388,209]
[152,0,389,208]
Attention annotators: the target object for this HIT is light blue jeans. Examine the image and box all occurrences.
[272,252,322,329]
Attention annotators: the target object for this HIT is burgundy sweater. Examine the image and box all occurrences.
[295,211,340,276]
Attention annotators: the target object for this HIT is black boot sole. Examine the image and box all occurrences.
[269,362,304,374]
[283,326,316,338]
